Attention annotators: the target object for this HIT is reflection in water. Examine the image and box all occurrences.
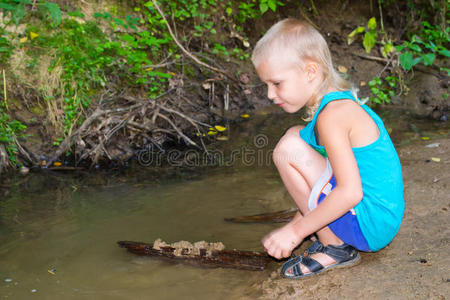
[0,106,447,299]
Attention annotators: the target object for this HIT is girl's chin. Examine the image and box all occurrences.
[281,105,301,114]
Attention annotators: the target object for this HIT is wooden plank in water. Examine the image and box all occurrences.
[117,241,273,271]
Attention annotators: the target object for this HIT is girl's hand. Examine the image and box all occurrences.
[262,223,304,259]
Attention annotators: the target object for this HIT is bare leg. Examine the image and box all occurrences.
[273,126,344,273]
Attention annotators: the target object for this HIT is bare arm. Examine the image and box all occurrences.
[262,101,364,259]
[291,101,363,240]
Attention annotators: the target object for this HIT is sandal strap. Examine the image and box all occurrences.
[303,240,324,255]
[300,256,324,273]
[281,241,359,278]
[289,255,324,277]
[320,244,359,264]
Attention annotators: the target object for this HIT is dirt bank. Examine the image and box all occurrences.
[251,137,449,299]
[1,1,447,175]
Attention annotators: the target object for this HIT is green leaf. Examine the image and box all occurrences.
[440,67,450,76]
[0,3,15,10]
[412,56,422,66]
[382,41,395,58]
[363,32,376,53]
[43,2,62,25]
[120,34,135,43]
[12,4,26,25]
[438,49,450,57]
[147,71,172,78]
[347,26,365,45]
[399,51,422,71]
[367,17,377,31]
[422,53,435,66]
[408,43,422,53]
[268,0,277,12]
[259,3,268,14]
[395,44,406,52]
[226,7,232,15]
[384,42,394,53]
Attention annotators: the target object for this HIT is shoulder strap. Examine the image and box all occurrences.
[310,90,356,125]
[319,90,357,110]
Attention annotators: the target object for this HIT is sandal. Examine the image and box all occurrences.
[281,240,360,279]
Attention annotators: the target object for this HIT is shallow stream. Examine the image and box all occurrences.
[0,106,448,299]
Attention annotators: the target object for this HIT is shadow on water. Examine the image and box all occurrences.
[0,105,448,299]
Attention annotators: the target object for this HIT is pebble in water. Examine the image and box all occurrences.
[31,289,37,293]
[4,278,12,283]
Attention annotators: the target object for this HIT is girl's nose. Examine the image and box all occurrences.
[267,85,276,100]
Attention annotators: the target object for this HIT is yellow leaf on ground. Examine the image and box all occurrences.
[241,114,250,118]
[145,67,153,71]
[214,125,226,132]
[207,130,217,136]
[30,31,39,40]
[421,137,430,140]
[431,157,441,162]
[360,81,366,86]
[19,37,28,43]
[53,162,62,166]
[338,65,348,73]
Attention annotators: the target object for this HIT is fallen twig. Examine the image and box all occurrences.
[156,112,198,147]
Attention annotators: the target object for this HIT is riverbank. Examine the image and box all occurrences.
[0,0,447,175]
[256,137,449,299]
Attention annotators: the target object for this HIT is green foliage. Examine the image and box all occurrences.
[0,29,13,64]
[347,17,378,53]
[396,22,450,72]
[0,0,61,25]
[368,76,398,105]
[259,0,284,14]
[348,1,449,105]
[43,18,118,135]
[0,104,26,165]
[0,0,291,165]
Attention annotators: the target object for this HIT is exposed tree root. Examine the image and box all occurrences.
[45,90,215,168]
[0,144,9,173]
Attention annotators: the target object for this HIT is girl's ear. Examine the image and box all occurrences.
[305,61,320,82]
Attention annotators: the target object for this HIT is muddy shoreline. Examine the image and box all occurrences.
[248,137,449,299]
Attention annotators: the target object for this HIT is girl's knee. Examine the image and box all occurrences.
[284,125,305,137]
[273,126,306,165]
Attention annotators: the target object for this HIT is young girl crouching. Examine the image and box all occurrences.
[252,18,404,279]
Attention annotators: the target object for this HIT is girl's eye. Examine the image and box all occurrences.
[273,82,280,86]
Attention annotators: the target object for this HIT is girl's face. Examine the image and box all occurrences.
[256,56,320,113]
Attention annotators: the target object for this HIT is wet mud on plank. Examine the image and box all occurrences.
[118,241,274,271]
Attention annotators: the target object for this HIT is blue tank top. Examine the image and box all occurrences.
[300,90,404,251]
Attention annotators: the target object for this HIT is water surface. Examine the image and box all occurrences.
[0,105,448,299]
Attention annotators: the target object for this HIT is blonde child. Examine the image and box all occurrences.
[252,19,404,279]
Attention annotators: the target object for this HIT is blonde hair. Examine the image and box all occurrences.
[252,18,352,120]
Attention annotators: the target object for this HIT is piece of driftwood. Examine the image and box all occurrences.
[117,241,273,271]
[224,209,298,224]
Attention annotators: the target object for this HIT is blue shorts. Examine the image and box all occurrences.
[308,159,371,252]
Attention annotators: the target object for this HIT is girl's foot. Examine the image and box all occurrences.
[281,240,360,279]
